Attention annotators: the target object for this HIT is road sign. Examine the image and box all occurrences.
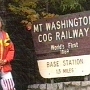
[31,11,90,78]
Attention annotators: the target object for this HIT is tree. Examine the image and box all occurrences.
[8,0,88,29]
[8,0,59,29]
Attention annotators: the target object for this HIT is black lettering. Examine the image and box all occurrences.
[47,61,59,67]
[63,68,74,73]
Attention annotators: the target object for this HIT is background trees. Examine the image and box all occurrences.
[0,0,89,89]
[8,0,89,26]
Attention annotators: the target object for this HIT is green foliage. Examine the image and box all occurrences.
[60,0,84,13]
[49,0,86,14]
[8,0,88,26]
[42,12,59,18]
[8,0,58,25]
[8,0,39,25]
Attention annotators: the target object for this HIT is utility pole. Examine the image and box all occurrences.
[0,0,6,15]
[0,0,6,27]
[46,0,49,13]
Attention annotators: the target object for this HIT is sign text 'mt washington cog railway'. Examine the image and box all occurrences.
[33,15,90,42]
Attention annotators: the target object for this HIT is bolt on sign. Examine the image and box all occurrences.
[31,11,90,78]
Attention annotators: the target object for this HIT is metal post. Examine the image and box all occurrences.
[0,0,6,28]
[1,0,6,13]
[51,78,54,84]
[46,0,48,13]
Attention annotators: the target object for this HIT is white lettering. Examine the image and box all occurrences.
[38,33,52,42]
[34,24,43,32]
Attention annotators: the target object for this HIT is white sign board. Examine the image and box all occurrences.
[38,55,90,78]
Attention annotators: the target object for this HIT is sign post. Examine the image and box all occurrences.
[31,11,90,78]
